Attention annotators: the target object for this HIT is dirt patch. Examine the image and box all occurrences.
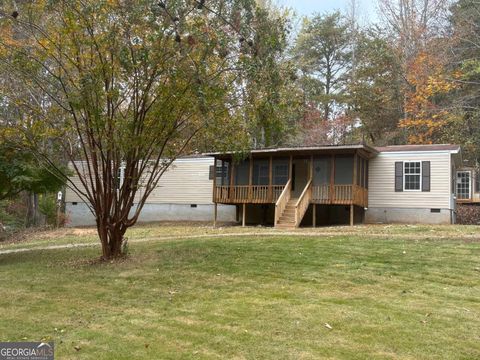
[0,227,97,245]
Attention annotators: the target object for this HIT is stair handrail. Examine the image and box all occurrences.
[274,179,291,226]
[295,180,312,227]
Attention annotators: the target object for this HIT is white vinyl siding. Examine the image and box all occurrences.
[369,151,453,209]
[148,158,214,204]
[65,157,215,205]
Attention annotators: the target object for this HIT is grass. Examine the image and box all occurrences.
[0,224,479,359]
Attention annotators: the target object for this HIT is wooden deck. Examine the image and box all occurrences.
[210,147,375,227]
[214,184,368,207]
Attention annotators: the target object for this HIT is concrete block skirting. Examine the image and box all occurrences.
[65,202,236,227]
[365,207,453,225]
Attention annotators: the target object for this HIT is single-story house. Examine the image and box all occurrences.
[65,143,462,227]
[65,156,237,227]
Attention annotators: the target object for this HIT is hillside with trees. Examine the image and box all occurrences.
[0,0,479,255]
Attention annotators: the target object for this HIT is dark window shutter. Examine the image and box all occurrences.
[422,161,431,192]
[209,165,215,180]
[395,162,403,192]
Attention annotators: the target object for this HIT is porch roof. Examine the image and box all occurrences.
[205,144,378,161]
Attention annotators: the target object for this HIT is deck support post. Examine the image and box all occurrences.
[312,204,316,228]
[350,204,354,226]
[213,203,218,228]
[213,157,217,203]
[268,156,273,202]
[242,203,246,227]
[248,156,253,200]
[330,154,335,203]
[353,152,357,205]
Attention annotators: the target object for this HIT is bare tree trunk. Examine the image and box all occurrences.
[96,218,126,260]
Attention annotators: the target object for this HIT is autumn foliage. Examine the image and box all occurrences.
[399,51,458,144]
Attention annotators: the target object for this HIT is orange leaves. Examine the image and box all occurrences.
[399,51,456,144]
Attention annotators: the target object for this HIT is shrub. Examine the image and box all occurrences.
[456,204,480,225]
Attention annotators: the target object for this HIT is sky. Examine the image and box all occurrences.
[276,0,379,24]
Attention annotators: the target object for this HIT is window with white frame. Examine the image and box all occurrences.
[457,171,471,200]
[404,161,421,191]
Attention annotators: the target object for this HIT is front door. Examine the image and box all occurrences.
[292,158,309,198]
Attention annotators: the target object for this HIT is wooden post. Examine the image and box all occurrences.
[242,203,246,227]
[221,160,225,186]
[249,156,253,201]
[289,155,293,194]
[268,156,273,202]
[212,157,217,203]
[350,204,354,226]
[310,155,314,180]
[330,154,335,203]
[312,204,316,228]
[213,203,218,228]
[352,152,357,205]
[229,160,235,200]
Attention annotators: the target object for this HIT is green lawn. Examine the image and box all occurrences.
[0,225,479,359]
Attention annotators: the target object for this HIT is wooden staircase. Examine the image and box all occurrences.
[276,198,298,228]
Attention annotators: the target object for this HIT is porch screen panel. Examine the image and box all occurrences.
[235,160,249,185]
[216,160,229,186]
[356,158,362,186]
[334,155,354,185]
[313,156,331,185]
[253,159,269,185]
[273,158,289,185]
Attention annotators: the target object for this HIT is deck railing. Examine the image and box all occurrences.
[295,180,312,227]
[274,179,292,226]
[215,183,368,208]
[214,185,285,204]
[311,184,368,207]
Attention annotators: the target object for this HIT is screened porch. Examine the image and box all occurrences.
[211,147,373,208]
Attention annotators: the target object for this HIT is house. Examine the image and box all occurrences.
[65,143,461,227]
[65,156,237,227]
[208,144,461,227]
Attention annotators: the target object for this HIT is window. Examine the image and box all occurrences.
[404,162,421,191]
[457,171,471,200]
[214,161,229,185]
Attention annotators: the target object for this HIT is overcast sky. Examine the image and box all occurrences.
[275,0,379,24]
